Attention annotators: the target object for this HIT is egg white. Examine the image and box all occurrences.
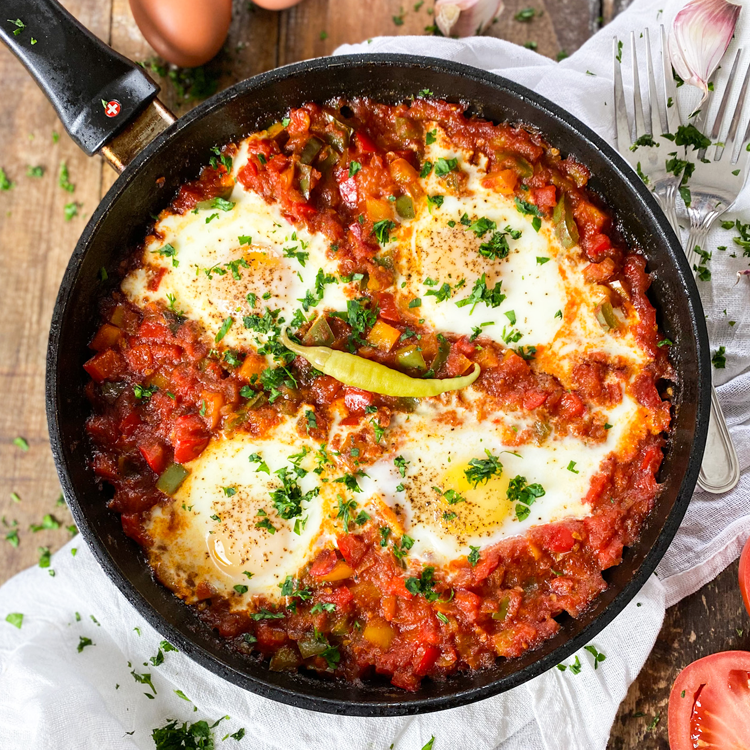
[144,425,334,603]
[122,142,348,360]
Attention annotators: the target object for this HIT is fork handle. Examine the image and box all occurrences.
[683,226,740,493]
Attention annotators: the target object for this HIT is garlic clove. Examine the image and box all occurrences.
[668,0,741,104]
[435,0,504,38]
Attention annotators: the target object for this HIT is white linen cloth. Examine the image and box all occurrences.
[1,0,749,747]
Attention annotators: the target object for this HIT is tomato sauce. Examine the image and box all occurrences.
[84,97,672,690]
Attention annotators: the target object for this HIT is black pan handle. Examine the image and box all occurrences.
[0,0,159,156]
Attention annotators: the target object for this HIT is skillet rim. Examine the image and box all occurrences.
[46,52,710,716]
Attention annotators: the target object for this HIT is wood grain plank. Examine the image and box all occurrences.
[0,0,110,583]
[608,559,749,748]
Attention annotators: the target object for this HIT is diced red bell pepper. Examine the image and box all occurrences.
[139,440,168,474]
[414,645,440,676]
[454,336,477,357]
[344,387,374,415]
[172,414,210,464]
[584,233,612,262]
[355,131,378,153]
[119,411,141,438]
[376,292,402,323]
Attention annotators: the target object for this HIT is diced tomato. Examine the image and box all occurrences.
[582,257,616,283]
[472,548,501,583]
[339,415,360,427]
[583,233,613,262]
[522,390,548,410]
[321,586,354,610]
[542,525,575,553]
[355,131,378,153]
[139,440,168,474]
[336,533,367,567]
[287,108,310,135]
[376,292,402,323]
[83,350,124,383]
[172,414,210,464]
[119,411,141,438]
[454,589,481,621]
[255,623,288,649]
[414,645,440,676]
[120,513,151,547]
[558,391,585,420]
[532,185,557,210]
[387,576,413,600]
[454,336,476,357]
[125,344,153,373]
[309,549,338,578]
[344,387,374,415]
[137,319,171,343]
[583,473,609,506]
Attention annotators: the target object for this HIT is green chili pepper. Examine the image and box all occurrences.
[156,463,190,496]
[302,316,335,346]
[395,344,427,371]
[395,194,415,219]
[280,331,480,398]
[595,301,619,331]
[428,337,451,375]
[299,137,324,165]
[297,163,313,199]
[552,194,579,249]
[495,151,534,178]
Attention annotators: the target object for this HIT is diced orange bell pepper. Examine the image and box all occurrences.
[366,197,393,223]
[90,323,123,352]
[200,390,225,430]
[389,157,419,184]
[366,320,401,352]
[239,352,267,382]
[482,168,518,195]
[363,621,395,649]
[318,560,354,582]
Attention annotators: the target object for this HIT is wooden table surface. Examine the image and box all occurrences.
[1,1,747,747]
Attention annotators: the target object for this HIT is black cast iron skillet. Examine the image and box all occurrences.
[1,0,710,716]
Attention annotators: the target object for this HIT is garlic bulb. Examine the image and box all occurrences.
[669,0,741,104]
[435,0,504,38]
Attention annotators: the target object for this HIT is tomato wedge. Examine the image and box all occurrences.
[740,534,750,617]
[668,651,750,750]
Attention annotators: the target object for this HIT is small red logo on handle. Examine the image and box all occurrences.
[104,100,121,118]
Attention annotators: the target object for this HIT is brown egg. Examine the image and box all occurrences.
[129,0,232,68]
[250,0,305,9]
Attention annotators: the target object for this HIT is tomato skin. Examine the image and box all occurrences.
[172,414,210,464]
[740,535,750,617]
[355,131,377,153]
[414,645,440,676]
[668,651,750,750]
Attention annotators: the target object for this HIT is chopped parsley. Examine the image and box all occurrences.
[405,566,441,601]
[567,460,579,474]
[433,486,466,505]
[215,317,233,342]
[434,157,458,176]
[394,455,409,477]
[583,644,607,669]
[310,602,336,614]
[468,546,481,567]
[464,449,503,488]
[712,346,726,369]
[456,274,506,313]
[5,612,23,629]
[507,475,546,522]
[348,160,362,177]
[419,161,433,178]
[58,161,75,193]
[78,636,94,652]
[372,219,396,245]
[251,608,285,620]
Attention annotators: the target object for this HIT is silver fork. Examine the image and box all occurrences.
[613,27,682,234]
[613,28,741,494]
[677,54,750,494]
